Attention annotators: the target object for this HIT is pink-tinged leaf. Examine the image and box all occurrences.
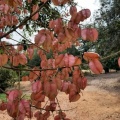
[64,54,76,67]
[22,76,29,81]
[54,115,61,120]
[7,101,19,118]
[17,114,25,120]
[93,59,103,73]
[52,0,69,6]
[81,29,87,40]
[74,12,82,24]
[81,9,91,19]
[89,28,98,41]
[61,82,71,94]
[64,54,69,67]
[70,6,77,16]
[19,100,30,114]
[118,57,120,67]
[29,67,40,82]
[32,5,39,20]
[32,80,42,93]
[0,54,8,66]
[11,55,19,66]
[89,59,103,74]
[49,20,54,29]
[27,48,34,60]
[43,111,50,119]
[41,59,48,69]
[4,4,9,14]
[44,81,50,96]
[69,91,80,102]
[1,54,8,66]
[81,28,98,41]
[65,27,73,39]
[41,0,48,3]
[52,0,59,5]
[77,77,87,90]
[34,111,44,120]
[40,34,46,44]
[54,78,62,90]
[7,90,22,102]
[89,60,99,74]
[68,55,75,67]
[0,101,7,111]
[31,92,45,102]
[55,54,64,66]
[18,53,27,65]
[48,82,58,101]
[74,27,81,38]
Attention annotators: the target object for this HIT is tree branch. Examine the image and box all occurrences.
[0,2,47,39]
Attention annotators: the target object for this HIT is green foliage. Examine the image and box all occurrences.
[0,94,6,102]
[67,45,80,56]
[0,69,18,93]
[28,49,41,67]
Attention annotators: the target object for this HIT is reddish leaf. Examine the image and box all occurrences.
[70,6,77,16]
[81,28,98,41]
[77,77,87,90]
[7,101,19,118]
[0,101,7,111]
[55,54,64,67]
[19,100,30,114]
[2,54,8,66]
[81,9,91,20]
[18,53,27,65]
[7,89,22,102]
[34,111,44,120]
[64,54,75,67]
[32,5,39,20]
[27,48,34,60]
[41,0,48,3]
[69,91,80,102]
[74,57,82,65]
[29,67,40,82]
[89,59,103,74]
[48,82,58,101]
[118,57,120,67]
[43,111,50,119]
[32,80,42,93]
[52,0,69,6]
[83,52,100,61]
[22,76,29,81]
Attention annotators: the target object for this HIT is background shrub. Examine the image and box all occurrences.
[0,69,18,93]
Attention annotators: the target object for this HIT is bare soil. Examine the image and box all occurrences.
[0,71,120,120]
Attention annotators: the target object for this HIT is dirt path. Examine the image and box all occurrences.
[0,72,120,120]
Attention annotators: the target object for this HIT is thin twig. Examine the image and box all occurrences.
[56,97,64,120]
[31,105,77,112]
[15,30,48,53]
[0,88,8,95]
[101,50,120,61]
